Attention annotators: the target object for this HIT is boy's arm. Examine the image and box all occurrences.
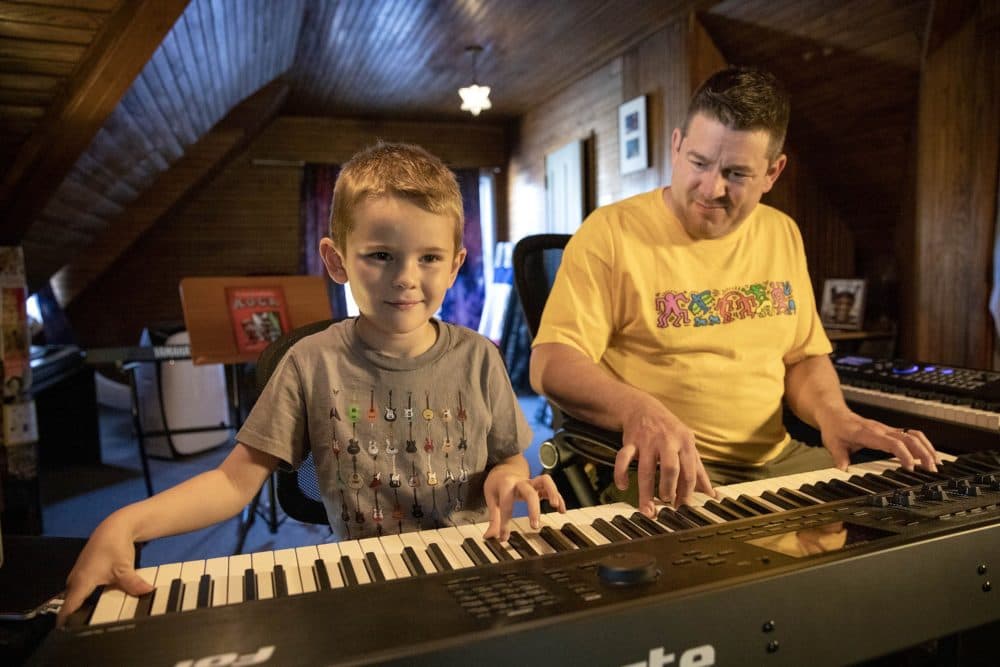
[482,453,565,541]
[57,443,279,625]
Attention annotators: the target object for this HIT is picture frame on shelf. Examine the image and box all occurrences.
[820,278,866,330]
[618,95,649,175]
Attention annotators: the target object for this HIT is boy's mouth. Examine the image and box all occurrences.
[386,299,422,308]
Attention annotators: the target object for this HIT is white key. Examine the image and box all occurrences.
[336,540,372,584]
[397,531,440,573]
[455,523,499,563]
[274,548,303,595]
[149,562,182,616]
[204,557,229,606]
[227,553,252,604]
[468,520,524,560]
[179,560,205,611]
[509,517,556,555]
[357,536,397,581]
[294,546,319,593]
[556,508,614,545]
[250,551,275,599]
[315,543,346,589]
[89,588,127,625]
[378,534,415,577]
[117,566,157,621]
[431,527,477,568]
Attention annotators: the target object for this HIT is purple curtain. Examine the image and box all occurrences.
[299,164,484,329]
[439,169,484,330]
[300,164,347,319]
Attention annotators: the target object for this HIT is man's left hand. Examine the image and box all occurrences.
[819,409,938,472]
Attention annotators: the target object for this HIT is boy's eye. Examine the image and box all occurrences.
[368,251,392,261]
[420,254,443,263]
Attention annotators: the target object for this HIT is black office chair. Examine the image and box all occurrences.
[253,318,339,526]
[512,234,625,508]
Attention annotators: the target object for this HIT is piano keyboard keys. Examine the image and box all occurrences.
[82,452,990,627]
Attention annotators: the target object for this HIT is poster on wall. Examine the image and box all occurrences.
[0,247,30,398]
[226,286,290,354]
[820,278,867,330]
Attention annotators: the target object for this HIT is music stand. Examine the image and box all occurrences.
[178,276,332,551]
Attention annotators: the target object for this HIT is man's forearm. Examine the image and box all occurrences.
[784,354,851,430]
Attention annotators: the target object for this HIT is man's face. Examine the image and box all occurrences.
[666,113,786,240]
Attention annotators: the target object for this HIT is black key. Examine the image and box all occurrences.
[66,586,103,628]
[134,591,154,618]
[560,524,597,548]
[314,559,332,590]
[866,472,906,489]
[943,460,988,475]
[761,490,799,510]
[814,481,855,500]
[798,483,838,502]
[630,511,669,534]
[848,475,890,493]
[828,478,873,496]
[882,469,926,486]
[507,531,540,557]
[243,568,257,601]
[402,546,428,575]
[538,526,576,552]
[777,488,819,506]
[592,518,630,542]
[676,506,714,527]
[426,543,454,571]
[720,497,759,517]
[165,578,183,613]
[657,506,700,530]
[610,515,647,539]
[484,537,515,562]
[462,537,493,565]
[364,553,385,582]
[196,574,212,608]
[339,556,360,586]
[737,494,776,514]
[701,500,742,521]
[273,565,288,597]
[903,467,942,482]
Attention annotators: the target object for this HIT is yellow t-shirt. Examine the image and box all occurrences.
[533,188,832,465]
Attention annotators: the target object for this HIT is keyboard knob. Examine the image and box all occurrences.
[597,552,660,587]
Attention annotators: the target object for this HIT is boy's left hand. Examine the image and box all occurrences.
[483,468,566,541]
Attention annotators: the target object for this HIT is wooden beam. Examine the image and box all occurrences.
[922,0,978,62]
[0,0,189,243]
[51,79,290,306]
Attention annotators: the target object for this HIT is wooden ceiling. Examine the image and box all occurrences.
[0,0,945,302]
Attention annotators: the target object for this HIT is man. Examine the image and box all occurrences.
[529,67,937,518]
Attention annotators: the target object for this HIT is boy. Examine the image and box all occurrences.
[58,142,564,624]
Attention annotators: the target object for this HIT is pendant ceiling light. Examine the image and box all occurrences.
[458,45,491,116]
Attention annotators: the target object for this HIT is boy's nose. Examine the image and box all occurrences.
[392,262,417,288]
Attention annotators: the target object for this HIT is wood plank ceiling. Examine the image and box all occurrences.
[1,0,936,305]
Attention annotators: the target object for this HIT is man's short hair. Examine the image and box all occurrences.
[329,142,464,253]
[683,66,791,161]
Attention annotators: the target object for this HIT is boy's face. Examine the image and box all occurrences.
[321,195,466,353]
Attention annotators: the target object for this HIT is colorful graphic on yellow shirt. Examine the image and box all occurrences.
[655,281,796,328]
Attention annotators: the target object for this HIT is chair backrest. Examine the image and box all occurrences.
[255,318,337,525]
[512,233,571,339]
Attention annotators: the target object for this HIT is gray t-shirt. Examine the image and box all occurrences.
[238,318,532,540]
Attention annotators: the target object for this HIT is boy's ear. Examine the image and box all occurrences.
[447,247,467,287]
[319,238,349,284]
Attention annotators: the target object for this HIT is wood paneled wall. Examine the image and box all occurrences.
[66,117,509,348]
[508,14,855,304]
[908,4,999,367]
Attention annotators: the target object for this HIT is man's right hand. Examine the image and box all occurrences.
[57,517,153,627]
[614,397,715,517]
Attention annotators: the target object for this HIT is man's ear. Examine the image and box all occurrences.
[762,153,788,193]
[447,248,467,288]
[319,238,349,284]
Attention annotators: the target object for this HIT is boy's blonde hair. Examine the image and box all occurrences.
[329,142,464,253]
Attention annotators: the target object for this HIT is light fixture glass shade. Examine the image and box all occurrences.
[459,83,492,116]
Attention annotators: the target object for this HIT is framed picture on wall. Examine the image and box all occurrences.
[619,95,649,175]
[820,278,867,330]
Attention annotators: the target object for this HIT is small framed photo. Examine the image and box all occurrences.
[821,278,866,330]
[618,95,649,175]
